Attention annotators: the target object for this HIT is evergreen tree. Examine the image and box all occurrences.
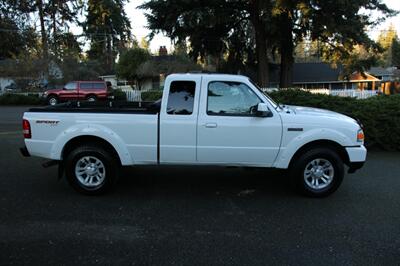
[83,0,131,74]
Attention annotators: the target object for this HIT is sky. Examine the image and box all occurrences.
[74,0,400,53]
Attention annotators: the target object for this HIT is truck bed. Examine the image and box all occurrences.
[29,100,161,114]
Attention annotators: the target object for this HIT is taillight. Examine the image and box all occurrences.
[22,119,31,139]
[357,129,364,143]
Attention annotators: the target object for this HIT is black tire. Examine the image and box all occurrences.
[86,95,97,102]
[47,95,58,106]
[290,148,344,198]
[65,145,119,195]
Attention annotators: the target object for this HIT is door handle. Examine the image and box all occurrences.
[205,123,218,128]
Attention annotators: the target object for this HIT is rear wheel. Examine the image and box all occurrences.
[291,148,344,197]
[65,145,119,195]
[47,95,58,106]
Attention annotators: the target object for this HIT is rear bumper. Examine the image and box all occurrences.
[19,146,30,157]
[345,145,367,173]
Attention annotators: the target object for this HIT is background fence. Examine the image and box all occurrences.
[0,88,378,101]
[262,88,378,99]
[122,89,142,101]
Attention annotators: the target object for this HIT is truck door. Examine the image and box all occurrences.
[59,81,79,100]
[196,78,282,167]
[159,76,201,163]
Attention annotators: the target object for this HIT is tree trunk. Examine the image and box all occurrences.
[106,34,113,73]
[37,0,49,63]
[250,0,269,87]
[52,1,58,59]
[279,11,294,88]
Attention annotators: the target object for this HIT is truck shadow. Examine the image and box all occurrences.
[116,166,296,198]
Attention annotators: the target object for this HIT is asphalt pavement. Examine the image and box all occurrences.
[0,106,399,265]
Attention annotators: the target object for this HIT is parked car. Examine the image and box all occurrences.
[43,81,111,105]
[21,73,366,197]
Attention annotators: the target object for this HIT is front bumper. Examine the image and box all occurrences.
[348,161,365,174]
[345,145,367,173]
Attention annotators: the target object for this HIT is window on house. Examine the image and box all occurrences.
[152,77,160,90]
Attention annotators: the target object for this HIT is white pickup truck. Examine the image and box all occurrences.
[21,73,366,197]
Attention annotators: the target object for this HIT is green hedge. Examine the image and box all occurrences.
[142,90,162,101]
[113,89,127,101]
[269,90,400,151]
[0,93,43,105]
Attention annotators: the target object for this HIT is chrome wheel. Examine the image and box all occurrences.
[87,97,96,102]
[75,156,106,188]
[49,97,57,105]
[303,158,334,190]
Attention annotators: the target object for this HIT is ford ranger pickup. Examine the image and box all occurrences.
[20,74,367,197]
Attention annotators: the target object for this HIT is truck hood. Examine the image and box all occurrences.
[284,105,356,123]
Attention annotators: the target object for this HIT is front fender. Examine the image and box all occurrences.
[49,123,133,165]
[273,128,353,169]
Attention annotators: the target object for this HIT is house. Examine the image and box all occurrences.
[269,62,382,91]
[368,66,400,94]
[0,59,62,91]
[98,75,130,88]
[0,77,15,92]
[104,46,201,91]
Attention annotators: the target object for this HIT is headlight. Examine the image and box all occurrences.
[357,129,364,143]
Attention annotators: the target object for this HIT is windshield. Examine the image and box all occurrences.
[248,79,279,109]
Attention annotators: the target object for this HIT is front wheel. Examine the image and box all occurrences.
[47,95,58,106]
[65,145,119,195]
[291,148,344,197]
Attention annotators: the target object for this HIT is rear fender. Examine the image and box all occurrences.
[50,124,133,165]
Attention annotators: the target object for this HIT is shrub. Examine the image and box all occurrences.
[113,89,127,101]
[142,90,162,101]
[0,93,43,105]
[268,90,400,151]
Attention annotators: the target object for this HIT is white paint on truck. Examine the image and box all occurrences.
[21,73,367,196]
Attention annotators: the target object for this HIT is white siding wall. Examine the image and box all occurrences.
[0,78,15,91]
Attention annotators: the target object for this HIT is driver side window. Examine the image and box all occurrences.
[207,81,261,116]
[64,82,77,90]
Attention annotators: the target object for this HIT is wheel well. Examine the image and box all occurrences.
[62,136,121,165]
[288,140,350,168]
[47,94,58,99]
[86,94,97,99]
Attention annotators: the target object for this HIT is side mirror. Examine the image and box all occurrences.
[256,103,272,117]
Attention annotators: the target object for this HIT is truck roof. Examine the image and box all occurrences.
[166,73,250,80]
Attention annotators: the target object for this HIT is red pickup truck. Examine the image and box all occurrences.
[44,81,111,105]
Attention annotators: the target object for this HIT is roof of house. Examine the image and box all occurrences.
[367,67,394,77]
[269,62,344,84]
[293,63,344,83]
[349,72,380,82]
[269,62,387,84]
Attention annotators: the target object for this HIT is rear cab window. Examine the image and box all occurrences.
[93,82,105,89]
[79,82,105,90]
[166,81,196,115]
[79,83,93,89]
